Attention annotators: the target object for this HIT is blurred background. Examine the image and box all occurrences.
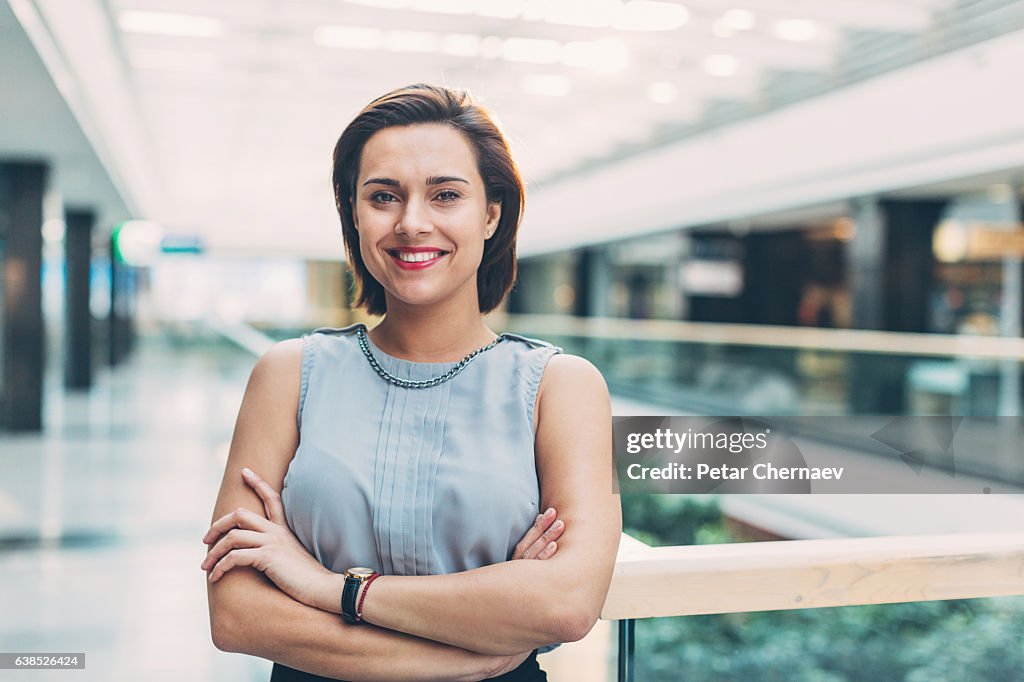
[1,0,1023,679]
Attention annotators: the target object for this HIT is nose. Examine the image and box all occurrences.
[395,199,433,238]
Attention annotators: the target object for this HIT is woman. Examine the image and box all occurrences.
[202,84,621,681]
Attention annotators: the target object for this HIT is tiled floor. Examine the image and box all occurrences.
[0,334,614,681]
[0,336,271,681]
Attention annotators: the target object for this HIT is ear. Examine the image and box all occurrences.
[484,200,501,239]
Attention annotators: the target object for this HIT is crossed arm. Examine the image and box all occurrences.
[205,340,621,676]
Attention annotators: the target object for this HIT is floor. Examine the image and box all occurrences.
[0,335,614,681]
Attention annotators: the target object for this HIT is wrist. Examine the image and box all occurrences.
[317,572,347,614]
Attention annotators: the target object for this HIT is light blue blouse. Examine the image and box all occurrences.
[282,322,562,583]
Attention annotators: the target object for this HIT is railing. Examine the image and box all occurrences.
[211,319,1024,679]
[604,531,1024,682]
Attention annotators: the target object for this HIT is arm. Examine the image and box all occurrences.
[206,340,521,681]
[357,354,622,655]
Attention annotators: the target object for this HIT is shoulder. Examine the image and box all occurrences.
[536,353,609,413]
[248,339,304,397]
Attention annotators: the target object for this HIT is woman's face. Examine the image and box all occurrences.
[353,123,500,313]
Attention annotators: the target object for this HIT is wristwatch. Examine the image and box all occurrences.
[341,567,378,624]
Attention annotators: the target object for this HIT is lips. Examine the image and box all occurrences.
[386,247,450,270]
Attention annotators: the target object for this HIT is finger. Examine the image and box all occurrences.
[209,548,261,583]
[512,508,556,559]
[242,468,286,525]
[522,519,565,560]
[203,507,270,545]
[201,529,263,572]
[536,541,557,560]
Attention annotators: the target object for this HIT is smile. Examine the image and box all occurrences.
[387,249,449,270]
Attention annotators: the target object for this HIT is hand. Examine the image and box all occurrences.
[201,468,334,610]
[512,507,565,560]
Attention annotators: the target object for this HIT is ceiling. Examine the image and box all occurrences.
[9,0,1023,259]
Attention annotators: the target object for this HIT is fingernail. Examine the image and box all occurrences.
[242,467,253,477]
[546,541,556,551]
[543,508,554,518]
[552,520,563,530]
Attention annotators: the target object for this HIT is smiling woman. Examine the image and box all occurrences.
[203,84,621,682]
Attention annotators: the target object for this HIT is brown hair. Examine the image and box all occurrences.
[332,83,524,315]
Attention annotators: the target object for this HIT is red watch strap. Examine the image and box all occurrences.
[355,573,380,623]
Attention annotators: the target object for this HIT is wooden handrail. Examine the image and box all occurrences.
[601,532,1024,620]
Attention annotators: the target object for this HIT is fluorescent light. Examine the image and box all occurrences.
[647,81,677,104]
[722,8,756,31]
[119,10,223,38]
[521,73,571,96]
[613,1,689,31]
[703,53,739,77]
[773,18,818,42]
[561,39,629,73]
[713,8,755,36]
[441,33,482,57]
[314,26,384,49]
[384,30,439,52]
[501,37,562,64]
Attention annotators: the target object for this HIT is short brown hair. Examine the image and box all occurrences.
[332,84,524,316]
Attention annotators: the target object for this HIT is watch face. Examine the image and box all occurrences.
[347,567,375,579]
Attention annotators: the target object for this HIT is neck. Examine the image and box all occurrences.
[369,294,496,363]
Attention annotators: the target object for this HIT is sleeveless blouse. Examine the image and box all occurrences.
[282,323,562,581]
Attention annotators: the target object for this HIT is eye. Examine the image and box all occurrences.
[370,191,399,204]
[435,189,462,203]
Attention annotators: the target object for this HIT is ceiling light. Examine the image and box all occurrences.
[118,10,224,38]
[521,73,572,97]
[773,19,818,42]
[441,33,481,57]
[561,39,629,73]
[613,1,689,31]
[384,30,439,52]
[647,81,677,103]
[314,26,384,49]
[713,8,755,37]
[501,37,562,64]
[703,53,739,77]
[721,8,756,31]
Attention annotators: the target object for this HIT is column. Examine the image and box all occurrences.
[64,207,94,389]
[0,161,48,431]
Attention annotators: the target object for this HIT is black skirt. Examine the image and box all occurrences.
[269,650,548,682]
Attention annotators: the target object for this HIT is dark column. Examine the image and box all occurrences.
[846,197,947,413]
[109,232,127,366]
[573,247,612,318]
[881,199,947,333]
[0,161,47,431]
[64,208,94,389]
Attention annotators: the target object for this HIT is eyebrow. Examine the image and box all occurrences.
[362,175,470,187]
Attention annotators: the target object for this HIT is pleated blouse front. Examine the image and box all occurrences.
[281,323,561,578]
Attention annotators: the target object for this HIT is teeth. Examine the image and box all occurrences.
[395,251,444,263]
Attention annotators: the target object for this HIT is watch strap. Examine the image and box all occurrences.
[341,574,363,624]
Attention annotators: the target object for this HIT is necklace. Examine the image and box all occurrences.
[356,326,507,389]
